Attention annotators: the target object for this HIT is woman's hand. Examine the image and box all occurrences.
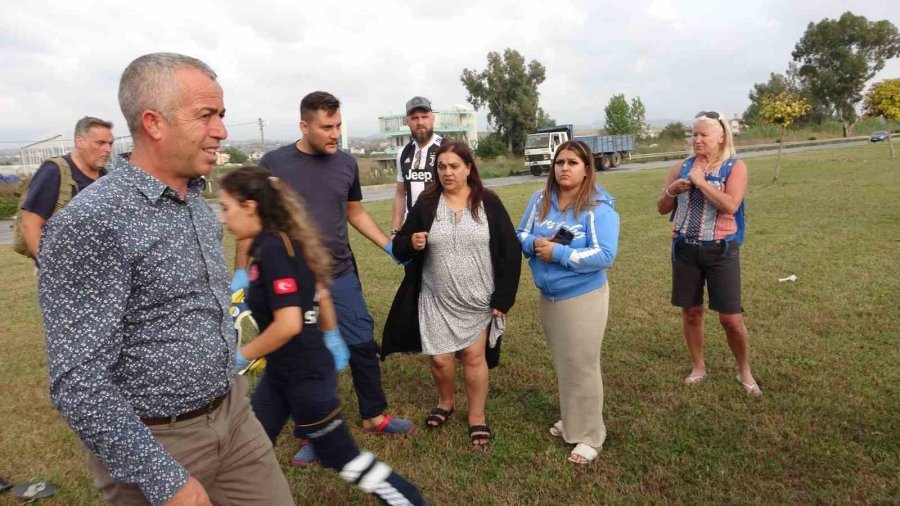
[666,178,692,196]
[534,237,555,263]
[411,231,429,251]
[688,165,707,187]
[491,308,506,317]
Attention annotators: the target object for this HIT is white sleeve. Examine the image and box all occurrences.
[395,148,404,183]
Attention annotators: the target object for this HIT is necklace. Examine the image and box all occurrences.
[700,159,721,173]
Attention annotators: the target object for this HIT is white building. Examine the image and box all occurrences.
[378,105,477,153]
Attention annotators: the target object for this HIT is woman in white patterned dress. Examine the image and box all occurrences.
[383,141,521,446]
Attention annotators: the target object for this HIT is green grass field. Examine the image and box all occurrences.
[1,145,898,505]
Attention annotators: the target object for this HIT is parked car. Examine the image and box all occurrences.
[869,131,890,143]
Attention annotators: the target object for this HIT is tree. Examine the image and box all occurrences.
[792,12,900,137]
[630,97,647,137]
[659,122,688,141]
[604,94,632,134]
[743,73,796,126]
[221,145,247,164]
[461,49,547,154]
[759,92,812,182]
[863,78,900,159]
[536,107,556,129]
[604,94,647,136]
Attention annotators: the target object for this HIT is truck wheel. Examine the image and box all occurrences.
[530,165,544,176]
[611,152,622,167]
[597,155,612,171]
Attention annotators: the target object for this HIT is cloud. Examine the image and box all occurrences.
[0,0,898,146]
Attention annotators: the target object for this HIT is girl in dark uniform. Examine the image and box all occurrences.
[218,166,428,506]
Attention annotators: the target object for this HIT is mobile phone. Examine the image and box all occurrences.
[552,226,574,246]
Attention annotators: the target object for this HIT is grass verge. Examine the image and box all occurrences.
[0,144,897,504]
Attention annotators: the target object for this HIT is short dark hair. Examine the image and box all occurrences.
[300,91,340,121]
[74,116,113,139]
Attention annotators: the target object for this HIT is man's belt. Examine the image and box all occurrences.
[141,393,227,426]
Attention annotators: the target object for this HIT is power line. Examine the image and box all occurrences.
[0,120,261,145]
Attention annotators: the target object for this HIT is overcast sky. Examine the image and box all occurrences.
[1,0,898,146]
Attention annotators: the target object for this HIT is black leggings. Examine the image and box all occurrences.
[250,374,427,505]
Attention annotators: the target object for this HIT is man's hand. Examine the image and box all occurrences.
[164,477,211,506]
[534,237,555,263]
[410,231,428,251]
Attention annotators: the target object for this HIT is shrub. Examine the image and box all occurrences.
[0,195,18,219]
[476,136,506,159]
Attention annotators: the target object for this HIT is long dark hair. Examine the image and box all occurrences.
[418,141,488,222]
[540,140,597,221]
[220,166,332,284]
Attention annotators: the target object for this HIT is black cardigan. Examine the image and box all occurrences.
[381,190,522,362]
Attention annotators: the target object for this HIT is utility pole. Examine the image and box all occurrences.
[258,118,265,156]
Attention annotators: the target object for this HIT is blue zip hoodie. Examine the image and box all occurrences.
[517,185,619,301]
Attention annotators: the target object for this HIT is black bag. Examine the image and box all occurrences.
[485,335,502,369]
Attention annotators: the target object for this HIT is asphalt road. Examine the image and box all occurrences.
[0,140,868,246]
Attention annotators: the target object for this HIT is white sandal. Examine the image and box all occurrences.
[683,373,706,385]
[568,443,598,464]
[549,420,564,438]
[735,374,763,397]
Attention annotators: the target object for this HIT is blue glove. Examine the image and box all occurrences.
[383,242,410,266]
[235,348,251,374]
[323,328,349,371]
[230,268,249,293]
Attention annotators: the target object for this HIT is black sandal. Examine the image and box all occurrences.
[425,407,454,428]
[469,424,493,446]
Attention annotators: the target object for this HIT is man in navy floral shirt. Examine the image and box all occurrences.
[38,53,293,506]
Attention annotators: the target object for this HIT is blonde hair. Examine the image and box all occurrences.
[692,111,736,162]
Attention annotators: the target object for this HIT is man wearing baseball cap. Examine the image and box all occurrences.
[390,96,442,235]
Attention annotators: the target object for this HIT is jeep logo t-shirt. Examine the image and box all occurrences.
[396,135,442,213]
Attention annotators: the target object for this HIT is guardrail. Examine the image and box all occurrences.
[628,135,870,162]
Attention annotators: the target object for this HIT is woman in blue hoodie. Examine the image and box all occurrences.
[517,140,620,465]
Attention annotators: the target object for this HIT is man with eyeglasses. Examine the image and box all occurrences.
[390,96,442,236]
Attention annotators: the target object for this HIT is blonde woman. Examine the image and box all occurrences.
[657,111,761,396]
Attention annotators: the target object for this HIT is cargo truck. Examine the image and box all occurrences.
[524,124,635,176]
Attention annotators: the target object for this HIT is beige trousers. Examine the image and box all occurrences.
[84,375,293,505]
[539,283,610,448]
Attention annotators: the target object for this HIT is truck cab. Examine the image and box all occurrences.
[524,125,573,176]
[524,124,635,176]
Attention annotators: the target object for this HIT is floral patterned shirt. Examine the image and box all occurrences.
[38,160,234,505]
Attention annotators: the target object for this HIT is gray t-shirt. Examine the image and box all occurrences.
[260,142,363,276]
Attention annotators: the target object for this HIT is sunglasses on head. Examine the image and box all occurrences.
[695,111,721,120]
